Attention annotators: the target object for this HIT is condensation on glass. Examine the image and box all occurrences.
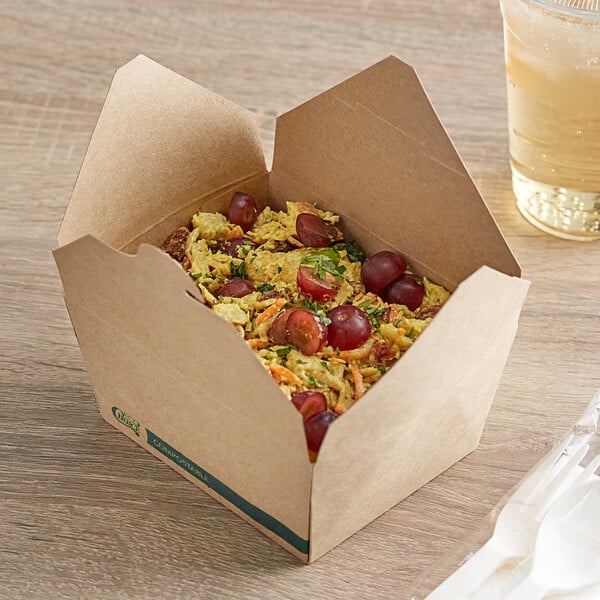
[500,0,600,240]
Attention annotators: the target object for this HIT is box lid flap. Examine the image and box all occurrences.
[272,56,520,286]
[58,55,266,249]
[309,267,530,561]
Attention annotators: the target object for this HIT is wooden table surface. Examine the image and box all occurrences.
[2,1,600,598]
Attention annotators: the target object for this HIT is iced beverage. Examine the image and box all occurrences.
[500,0,600,240]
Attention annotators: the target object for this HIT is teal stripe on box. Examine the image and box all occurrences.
[145,429,309,555]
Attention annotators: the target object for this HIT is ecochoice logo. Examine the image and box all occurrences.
[112,407,141,437]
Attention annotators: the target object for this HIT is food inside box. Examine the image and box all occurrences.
[161,191,451,460]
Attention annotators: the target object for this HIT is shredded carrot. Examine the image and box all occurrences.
[267,362,302,386]
[351,365,365,401]
[338,341,374,362]
[227,225,244,239]
[334,404,346,415]
[246,339,268,350]
[255,297,287,326]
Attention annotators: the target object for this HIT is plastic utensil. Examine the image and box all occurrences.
[426,440,588,599]
[505,480,600,599]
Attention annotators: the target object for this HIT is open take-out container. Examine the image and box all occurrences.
[53,55,529,563]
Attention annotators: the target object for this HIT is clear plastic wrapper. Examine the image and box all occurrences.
[408,389,600,599]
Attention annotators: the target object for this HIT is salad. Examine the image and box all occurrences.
[161,192,450,459]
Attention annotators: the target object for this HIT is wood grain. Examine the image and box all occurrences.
[1,1,599,598]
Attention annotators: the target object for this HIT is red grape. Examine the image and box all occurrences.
[218,278,255,298]
[296,213,339,248]
[304,411,337,453]
[291,391,327,421]
[228,192,258,232]
[326,305,371,351]
[218,236,255,258]
[285,309,328,356]
[360,251,407,295]
[383,274,424,311]
[269,308,298,345]
[297,266,338,302]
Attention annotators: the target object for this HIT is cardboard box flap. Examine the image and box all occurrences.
[54,235,312,549]
[272,56,520,288]
[309,267,529,560]
[58,55,266,250]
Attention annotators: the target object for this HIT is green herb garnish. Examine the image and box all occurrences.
[307,376,318,388]
[300,248,346,283]
[229,260,248,279]
[299,299,332,326]
[191,272,203,280]
[333,240,365,263]
[257,283,275,293]
[357,300,386,330]
[276,345,294,359]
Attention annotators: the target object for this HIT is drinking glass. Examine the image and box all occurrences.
[500,0,600,241]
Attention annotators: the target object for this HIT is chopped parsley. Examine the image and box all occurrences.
[276,345,294,359]
[257,283,275,293]
[358,300,386,330]
[333,240,365,263]
[229,260,248,279]
[307,376,318,388]
[300,298,327,312]
[191,272,203,280]
[320,360,330,371]
[301,248,346,283]
[300,299,332,326]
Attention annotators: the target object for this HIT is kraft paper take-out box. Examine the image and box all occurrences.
[53,55,529,563]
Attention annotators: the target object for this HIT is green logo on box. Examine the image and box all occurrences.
[112,406,141,437]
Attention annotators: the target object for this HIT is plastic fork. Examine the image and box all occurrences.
[426,439,589,599]
[505,480,600,599]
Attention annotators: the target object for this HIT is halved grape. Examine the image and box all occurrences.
[296,213,339,248]
[269,308,298,345]
[228,192,258,232]
[285,309,328,356]
[326,305,371,351]
[291,391,327,421]
[218,278,255,298]
[304,411,337,454]
[297,266,338,302]
[360,251,407,295]
[218,236,256,258]
[383,274,424,311]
